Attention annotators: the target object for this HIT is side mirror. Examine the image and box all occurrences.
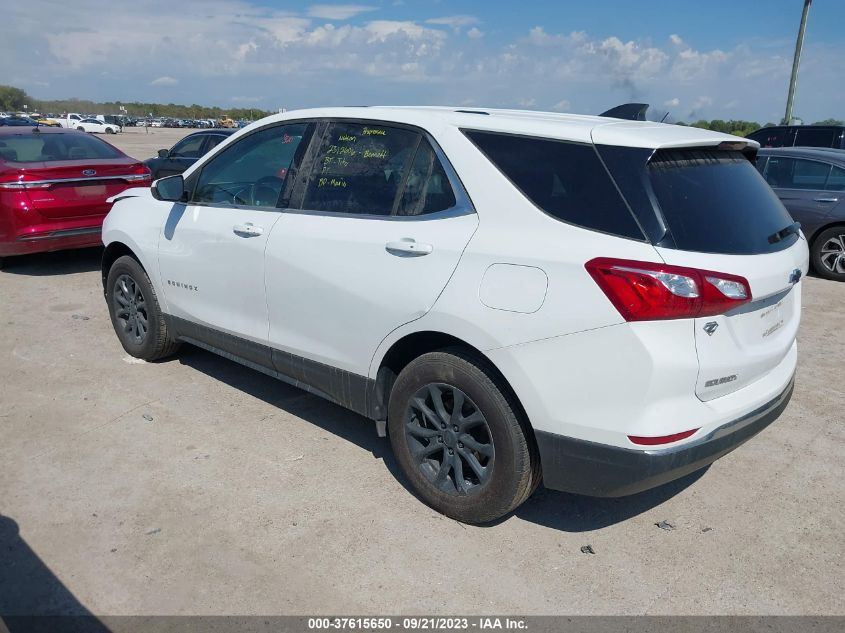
[152,175,186,202]
[157,148,169,158]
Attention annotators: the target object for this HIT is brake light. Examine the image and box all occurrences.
[124,164,152,182]
[585,257,751,321]
[0,175,51,190]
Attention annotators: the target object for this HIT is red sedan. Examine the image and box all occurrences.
[0,126,150,267]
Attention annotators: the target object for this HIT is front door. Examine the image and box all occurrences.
[157,122,311,361]
[265,120,478,377]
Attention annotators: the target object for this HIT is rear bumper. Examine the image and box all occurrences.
[535,375,795,497]
[0,226,102,257]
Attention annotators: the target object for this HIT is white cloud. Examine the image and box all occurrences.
[669,33,684,46]
[306,4,377,20]
[552,99,571,111]
[664,97,680,107]
[150,76,178,86]
[425,15,479,28]
[3,0,840,122]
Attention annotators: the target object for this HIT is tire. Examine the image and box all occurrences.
[106,128,115,134]
[106,255,180,360]
[76,126,85,132]
[811,226,845,281]
[388,349,539,524]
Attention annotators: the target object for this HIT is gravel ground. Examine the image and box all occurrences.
[0,130,842,615]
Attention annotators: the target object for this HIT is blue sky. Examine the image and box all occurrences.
[4,0,844,122]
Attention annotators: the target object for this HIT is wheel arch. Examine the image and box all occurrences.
[808,220,845,246]
[370,330,533,434]
[101,241,140,292]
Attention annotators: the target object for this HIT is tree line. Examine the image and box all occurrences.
[680,118,844,137]
[0,85,272,121]
[2,85,842,130]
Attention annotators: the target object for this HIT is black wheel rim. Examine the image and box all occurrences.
[405,383,494,496]
[113,273,148,345]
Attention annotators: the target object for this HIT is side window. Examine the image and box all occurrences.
[396,140,457,216]
[170,135,206,158]
[794,128,837,148]
[764,157,831,190]
[301,121,420,216]
[193,123,308,208]
[763,156,794,187]
[464,130,643,239]
[826,165,845,191]
[204,135,227,152]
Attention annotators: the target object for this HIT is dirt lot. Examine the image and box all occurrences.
[105,126,199,162]
[0,130,843,615]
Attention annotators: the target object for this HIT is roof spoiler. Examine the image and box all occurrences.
[599,103,649,121]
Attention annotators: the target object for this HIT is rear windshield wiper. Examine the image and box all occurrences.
[768,221,801,244]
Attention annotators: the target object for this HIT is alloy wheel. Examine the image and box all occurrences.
[113,273,148,344]
[819,233,845,274]
[405,383,494,496]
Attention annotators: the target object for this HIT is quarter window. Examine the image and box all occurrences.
[464,130,643,239]
[301,122,420,216]
[193,123,308,208]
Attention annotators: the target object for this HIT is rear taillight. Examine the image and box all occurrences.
[124,164,152,182]
[585,257,751,321]
[0,175,51,190]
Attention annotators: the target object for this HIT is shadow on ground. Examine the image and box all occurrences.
[0,515,110,631]
[178,346,704,532]
[1,247,102,277]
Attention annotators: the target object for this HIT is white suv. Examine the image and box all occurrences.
[102,107,808,523]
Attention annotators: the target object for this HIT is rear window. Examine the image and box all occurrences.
[464,130,643,240]
[0,133,121,163]
[794,128,837,148]
[648,149,798,255]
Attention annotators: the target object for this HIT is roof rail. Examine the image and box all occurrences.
[599,103,649,121]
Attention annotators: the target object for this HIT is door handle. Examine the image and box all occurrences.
[814,197,839,203]
[233,222,264,237]
[385,238,433,256]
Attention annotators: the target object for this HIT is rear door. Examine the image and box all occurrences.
[645,147,809,400]
[265,119,478,376]
[761,155,836,229]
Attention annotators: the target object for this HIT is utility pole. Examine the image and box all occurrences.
[783,0,813,125]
